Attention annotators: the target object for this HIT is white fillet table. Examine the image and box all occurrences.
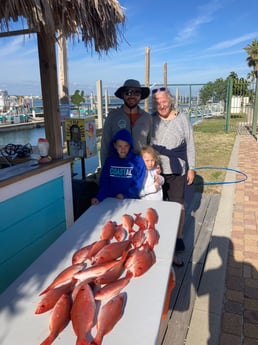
[0,198,181,345]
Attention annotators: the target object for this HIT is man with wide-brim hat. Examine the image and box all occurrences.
[114,79,150,100]
[100,79,152,166]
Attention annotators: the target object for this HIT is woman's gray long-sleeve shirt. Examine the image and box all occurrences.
[151,112,195,175]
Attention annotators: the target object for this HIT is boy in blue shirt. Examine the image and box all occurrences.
[91,129,146,205]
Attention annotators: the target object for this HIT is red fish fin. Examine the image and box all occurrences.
[39,286,50,296]
[125,270,133,279]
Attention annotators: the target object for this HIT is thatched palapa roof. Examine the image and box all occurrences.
[0,1,126,160]
[0,0,125,53]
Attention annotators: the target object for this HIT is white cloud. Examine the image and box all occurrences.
[175,0,223,43]
[208,32,258,50]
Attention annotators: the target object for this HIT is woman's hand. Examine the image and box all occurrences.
[187,169,195,185]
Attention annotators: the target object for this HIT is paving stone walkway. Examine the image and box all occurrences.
[219,135,258,345]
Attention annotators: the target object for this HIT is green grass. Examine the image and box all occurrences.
[193,115,246,194]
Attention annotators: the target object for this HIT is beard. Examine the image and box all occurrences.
[124,98,139,109]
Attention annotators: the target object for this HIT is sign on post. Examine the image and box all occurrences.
[65,117,97,158]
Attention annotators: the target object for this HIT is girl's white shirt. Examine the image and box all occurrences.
[139,167,164,200]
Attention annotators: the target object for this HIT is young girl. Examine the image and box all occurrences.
[139,145,164,200]
[140,145,184,267]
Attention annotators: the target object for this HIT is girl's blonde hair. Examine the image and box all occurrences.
[140,145,160,164]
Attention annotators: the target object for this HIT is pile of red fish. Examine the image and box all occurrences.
[35,207,160,345]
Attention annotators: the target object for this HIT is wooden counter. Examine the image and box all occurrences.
[0,198,181,345]
[0,156,73,186]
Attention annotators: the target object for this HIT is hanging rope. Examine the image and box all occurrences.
[194,166,248,185]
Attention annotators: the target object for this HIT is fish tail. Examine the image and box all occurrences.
[76,338,92,345]
[39,334,55,345]
[91,336,103,345]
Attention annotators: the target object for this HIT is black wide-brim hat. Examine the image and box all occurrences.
[114,79,150,100]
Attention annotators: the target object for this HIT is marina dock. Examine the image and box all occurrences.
[0,117,45,132]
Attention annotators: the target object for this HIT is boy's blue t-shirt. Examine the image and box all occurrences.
[96,129,146,202]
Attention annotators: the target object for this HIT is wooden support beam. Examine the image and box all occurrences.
[0,29,37,38]
[37,32,63,159]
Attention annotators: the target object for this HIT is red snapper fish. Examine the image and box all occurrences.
[39,263,85,295]
[114,224,127,241]
[145,208,158,229]
[121,214,134,233]
[73,260,121,283]
[93,240,131,264]
[71,282,96,345]
[130,228,146,248]
[99,221,116,240]
[94,251,128,285]
[72,239,108,264]
[35,280,75,314]
[72,243,93,265]
[92,292,127,345]
[125,245,156,277]
[133,213,147,230]
[145,228,160,250]
[39,293,72,345]
[94,273,131,301]
[162,268,176,321]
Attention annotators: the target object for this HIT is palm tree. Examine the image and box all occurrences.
[247,71,256,83]
[244,39,258,77]
[244,39,258,135]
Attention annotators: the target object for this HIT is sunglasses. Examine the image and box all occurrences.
[124,89,142,97]
[152,87,167,94]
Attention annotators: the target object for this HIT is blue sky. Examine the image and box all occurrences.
[0,0,257,96]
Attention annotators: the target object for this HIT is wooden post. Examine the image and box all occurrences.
[96,80,103,129]
[144,46,150,113]
[37,32,63,159]
[175,88,179,109]
[225,78,233,133]
[164,62,167,87]
[104,89,109,117]
[58,34,69,105]
[58,33,69,147]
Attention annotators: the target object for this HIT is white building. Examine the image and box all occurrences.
[0,90,9,112]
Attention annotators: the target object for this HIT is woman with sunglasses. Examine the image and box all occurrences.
[151,87,196,263]
[100,79,152,166]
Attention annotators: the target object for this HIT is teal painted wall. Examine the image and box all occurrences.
[0,177,66,293]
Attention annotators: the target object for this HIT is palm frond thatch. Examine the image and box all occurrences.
[0,0,126,52]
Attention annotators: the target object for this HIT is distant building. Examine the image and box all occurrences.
[0,90,9,112]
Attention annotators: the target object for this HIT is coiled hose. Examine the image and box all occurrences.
[194,166,248,185]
